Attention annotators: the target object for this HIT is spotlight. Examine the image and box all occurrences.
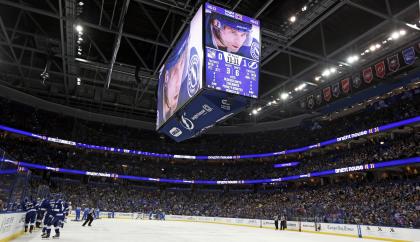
[77,51,82,55]
[75,25,83,33]
[280,93,289,100]
[289,16,296,23]
[346,55,359,64]
[78,37,83,41]
[257,107,262,111]
[252,109,258,115]
[369,45,376,51]
[76,77,81,86]
[391,31,400,40]
[322,69,331,77]
[301,6,307,11]
[329,67,337,73]
[375,43,381,49]
[78,1,84,6]
[314,76,321,81]
[399,29,406,35]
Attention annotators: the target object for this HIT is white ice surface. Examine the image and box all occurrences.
[13,219,381,242]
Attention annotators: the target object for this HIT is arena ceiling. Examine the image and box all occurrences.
[0,0,419,126]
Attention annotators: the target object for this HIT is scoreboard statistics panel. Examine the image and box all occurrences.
[204,3,260,98]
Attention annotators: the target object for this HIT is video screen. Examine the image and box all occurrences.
[156,6,203,129]
[204,3,260,98]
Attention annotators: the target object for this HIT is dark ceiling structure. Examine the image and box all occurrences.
[0,0,419,127]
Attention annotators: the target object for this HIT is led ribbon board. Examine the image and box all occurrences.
[1,157,419,185]
[0,116,419,159]
[274,162,300,168]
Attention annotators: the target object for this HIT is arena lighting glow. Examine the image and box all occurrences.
[346,55,359,64]
[289,16,296,23]
[75,25,83,33]
[280,93,289,100]
[273,162,300,168]
[1,157,419,185]
[0,116,418,160]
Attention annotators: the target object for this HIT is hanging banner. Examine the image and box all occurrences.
[374,61,385,79]
[323,86,332,102]
[363,67,373,83]
[341,78,350,94]
[387,54,400,72]
[402,47,415,65]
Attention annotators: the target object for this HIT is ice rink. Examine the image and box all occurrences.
[13,219,383,242]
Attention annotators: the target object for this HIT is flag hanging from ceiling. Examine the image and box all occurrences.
[363,67,373,83]
[341,78,350,94]
[323,86,332,102]
[374,61,385,79]
[387,54,400,72]
[402,47,415,65]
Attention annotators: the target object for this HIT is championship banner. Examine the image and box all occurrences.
[323,86,332,102]
[402,47,415,65]
[374,61,385,79]
[307,95,314,109]
[387,54,400,72]
[340,78,350,94]
[315,92,322,105]
[332,82,340,98]
[352,74,362,89]
[362,67,373,83]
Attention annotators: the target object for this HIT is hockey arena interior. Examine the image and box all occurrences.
[0,0,420,241]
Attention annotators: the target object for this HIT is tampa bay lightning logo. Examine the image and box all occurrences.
[180,114,194,131]
[248,61,258,70]
[250,41,260,61]
[187,47,200,98]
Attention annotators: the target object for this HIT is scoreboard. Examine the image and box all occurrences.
[157,3,261,142]
[204,3,260,98]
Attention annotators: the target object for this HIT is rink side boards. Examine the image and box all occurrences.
[69,211,420,242]
[0,212,25,242]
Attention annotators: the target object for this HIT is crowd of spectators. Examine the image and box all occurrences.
[1,131,418,180]
[0,84,419,229]
[23,175,419,229]
[0,87,419,155]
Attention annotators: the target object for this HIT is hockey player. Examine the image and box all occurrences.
[82,207,89,221]
[50,198,65,238]
[95,208,100,219]
[22,198,37,233]
[82,208,94,227]
[35,198,44,228]
[40,197,54,238]
[75,206,81,221]
[205,13,259,60]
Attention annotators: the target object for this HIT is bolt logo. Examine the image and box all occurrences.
[180,114,194,130]
[250,41,260,60]
[187,47,200,98]
[248,61,258,70]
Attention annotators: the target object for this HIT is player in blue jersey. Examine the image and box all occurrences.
[22,198,37,233]
[36,198,44,228]
[50,198,65,238]
[82,207,89,221]
[205,12,259,60]
[40,198,54,238]
[75,206,81,221]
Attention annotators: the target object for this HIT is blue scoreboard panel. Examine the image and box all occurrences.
[157,3,260,142]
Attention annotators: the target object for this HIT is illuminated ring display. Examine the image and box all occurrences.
[1,157,419,185]
[0,116,418,160]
